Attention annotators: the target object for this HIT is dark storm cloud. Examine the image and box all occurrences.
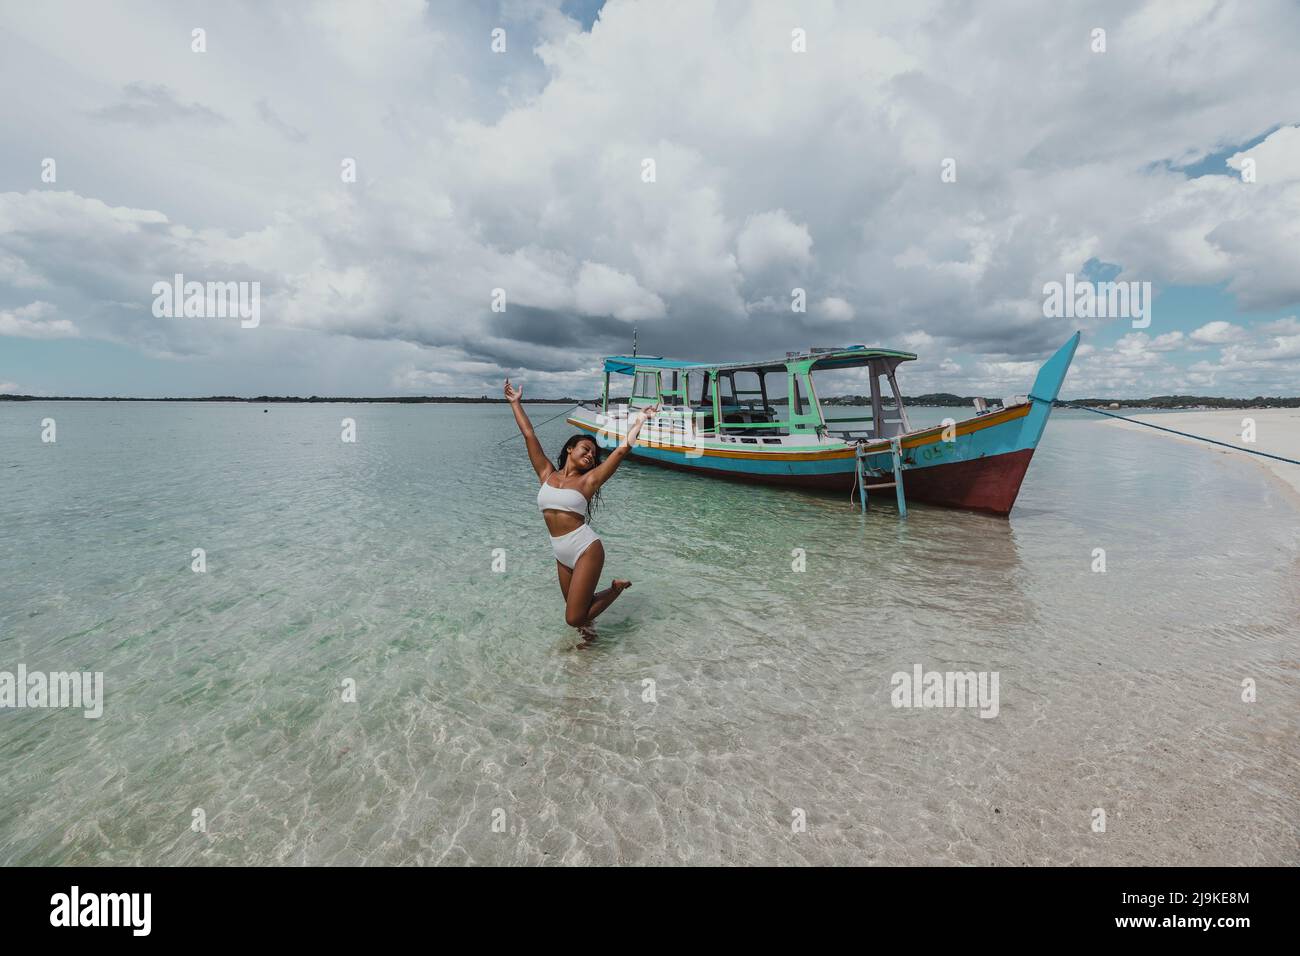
[486,306,631,350]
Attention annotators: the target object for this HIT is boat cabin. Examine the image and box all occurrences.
[599,346,917,442]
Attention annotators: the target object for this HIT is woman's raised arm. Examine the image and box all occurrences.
[505,379,554,481]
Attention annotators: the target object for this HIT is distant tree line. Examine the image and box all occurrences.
[0,394,581,404]
[3,392,1296,408]
[824,393,1300,409]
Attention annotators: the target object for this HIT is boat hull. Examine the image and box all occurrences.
[568,418,1037,515]
[569,332,1080,517]
[617,445,1035,514]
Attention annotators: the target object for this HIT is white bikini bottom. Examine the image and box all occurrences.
[549,523,600,569]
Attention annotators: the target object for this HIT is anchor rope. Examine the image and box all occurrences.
[495,403,581,445]
[1030,395,1300,467]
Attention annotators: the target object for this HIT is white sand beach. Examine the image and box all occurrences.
[1107,408,1300,502]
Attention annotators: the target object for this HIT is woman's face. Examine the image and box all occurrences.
[569,439,598,472]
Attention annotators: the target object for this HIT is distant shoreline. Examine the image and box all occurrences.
[0,395,581,405]
[3,393,1297,408]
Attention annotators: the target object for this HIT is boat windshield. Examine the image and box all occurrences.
[812,357,911,440]
[713,365,803,436]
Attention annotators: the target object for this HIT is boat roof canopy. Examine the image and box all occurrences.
[604,345,917,376]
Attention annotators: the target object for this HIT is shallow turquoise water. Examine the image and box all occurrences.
[1,402,1296,865]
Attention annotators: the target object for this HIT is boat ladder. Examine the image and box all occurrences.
[854,437,907,517]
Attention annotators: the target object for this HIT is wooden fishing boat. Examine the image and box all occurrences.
[567,331,1080,516]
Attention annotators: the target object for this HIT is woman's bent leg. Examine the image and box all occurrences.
[582,580,630,623]
[564,541,605,628]
[564,543,633,627]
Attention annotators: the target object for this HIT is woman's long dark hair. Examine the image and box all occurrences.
[557,434,603,522]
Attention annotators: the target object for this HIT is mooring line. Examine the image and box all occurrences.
[495,403,580,445]
[1033,395,1300,467]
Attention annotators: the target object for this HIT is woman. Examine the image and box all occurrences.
[505,379,659,633]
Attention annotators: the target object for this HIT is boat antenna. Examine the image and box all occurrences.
[632,326,637,357]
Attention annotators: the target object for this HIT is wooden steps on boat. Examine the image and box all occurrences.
[855,436,908,517]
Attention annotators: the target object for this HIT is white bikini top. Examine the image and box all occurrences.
[537,476,589,516]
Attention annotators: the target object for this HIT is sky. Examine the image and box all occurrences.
[1,0,1299,399]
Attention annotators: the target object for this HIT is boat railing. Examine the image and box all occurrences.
[718,420,791,437]
[823,411,878,440]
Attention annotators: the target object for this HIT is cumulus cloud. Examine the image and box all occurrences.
[573,261,666,320]
[1227,125,1300,184]
[898,331,936,352]
[1190,321,1247,345]
[1116,330,1184,353]
[1147,331,1185,351]
[0,301,78,338]
[1,0,1299,396]
[736,210,813,276]
[1259,316,1300,335]
[1220,333,1300,364]
[814,296,855,323]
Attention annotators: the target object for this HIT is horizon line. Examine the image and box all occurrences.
[3,393,1298,406]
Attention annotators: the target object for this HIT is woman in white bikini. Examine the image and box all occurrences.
[504,379,659,633]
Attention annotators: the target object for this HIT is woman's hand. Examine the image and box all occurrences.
[504,379,523,405]
[622,403,661,451]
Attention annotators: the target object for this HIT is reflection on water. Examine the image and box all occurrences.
[0,403,1296,865]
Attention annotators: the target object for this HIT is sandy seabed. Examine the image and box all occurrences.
[1108,408,1300,503]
